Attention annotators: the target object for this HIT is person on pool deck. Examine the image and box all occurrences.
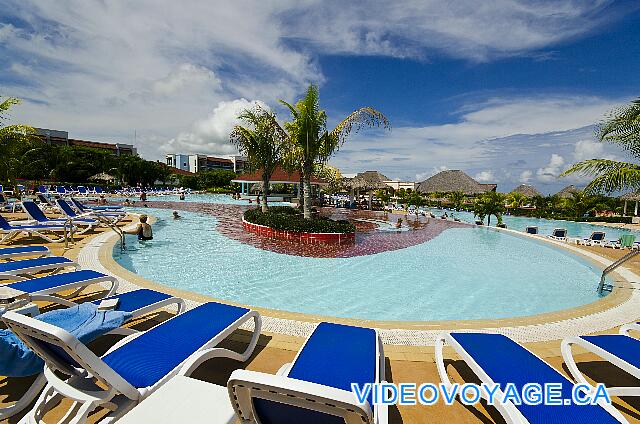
[172,211,180,219]
[124,214,153,240]
[140,191,147,202]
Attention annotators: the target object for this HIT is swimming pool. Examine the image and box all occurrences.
[115,193,292,206]
[114,208,609,321]
[429,208,637,241]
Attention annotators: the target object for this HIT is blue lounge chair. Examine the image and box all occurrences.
[435,332,625,423]
[1,270,119,312]
[70,197,124,213]
[578,231,606,246]
[22,200,96,234]
[56,186,67,195]
[0,215,70,243]
[549,228,567,240]
[3,301,261,423]
[228,322,386,424]
[525,226,538,235]
[0,288,185,419]
[55,198,118,225]
[36,193,56,208]
[77,186,88,196]
[68,198,125,223]
[0,256,78,281]
[562,324,640,398]
[0,245,50,260]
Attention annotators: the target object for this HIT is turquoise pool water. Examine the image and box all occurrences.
[429,208,637,241]
[114,209,608,321]
[115,193,291,206]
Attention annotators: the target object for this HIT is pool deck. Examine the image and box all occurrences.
[1,206,640,422]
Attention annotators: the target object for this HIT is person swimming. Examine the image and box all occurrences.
[124,214,153,240]
[172,211,180,219]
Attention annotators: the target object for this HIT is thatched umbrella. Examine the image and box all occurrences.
[621,192,640,216]
[416,170,495,195]
[89,172,116,182]
[510,184,541,198]
[348,171,390,209]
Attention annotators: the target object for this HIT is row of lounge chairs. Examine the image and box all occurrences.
[525,226,640,249]
[1,245,637,423]
[0,198,126,244]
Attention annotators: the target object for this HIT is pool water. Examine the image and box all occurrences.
[429,208,637,241]
[114,193,292,206]
[114,209,608,321]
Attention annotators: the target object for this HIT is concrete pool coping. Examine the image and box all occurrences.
[81,212,640,347]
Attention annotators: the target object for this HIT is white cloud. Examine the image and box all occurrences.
[571,138,621,162]
[536,154,565,183]
[474,170,495,182]
[415,165,449,182]
[519,170,533,183]
[152,64,221,97]
[160,99,266,156]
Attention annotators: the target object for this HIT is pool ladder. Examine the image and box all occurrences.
[63,215,126,251]
[598,250,639,293]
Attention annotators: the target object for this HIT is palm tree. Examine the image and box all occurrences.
[230,105,286,212]
[507,192,527,210]
[473,192,505,226]
[0,98,38,188]
[447,191,465,210]
[564,190,594,218]
[279,84,390,218]
[562,98,640,193]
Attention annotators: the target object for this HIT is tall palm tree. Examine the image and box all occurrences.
[562,98,640,193]
[279,84,390,218]
[0,98,38,188]
[473,191,505,226]
[230,105,286,212]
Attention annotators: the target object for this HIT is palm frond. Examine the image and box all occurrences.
[329,107,390,145]
[562,158,640,193]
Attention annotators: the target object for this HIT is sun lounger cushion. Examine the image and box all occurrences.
[0,303,132,377]
[288,322,377,405]
[0,256,73,274]
[93,289,171,313]
[0,246,49,257]
[102,302,249,388]
[580,335,640,369]
[7,269,104,293]
[450,333,619,423]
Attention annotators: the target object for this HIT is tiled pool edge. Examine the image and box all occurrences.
[81,218,640,346]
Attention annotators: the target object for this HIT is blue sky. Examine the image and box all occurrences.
[1,1,639,193]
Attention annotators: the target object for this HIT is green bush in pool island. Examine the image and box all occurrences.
[244,206,356,234]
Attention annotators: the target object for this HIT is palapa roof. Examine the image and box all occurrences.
[232,166,327,185]
[621,192,640,201]
[555,185,579,199]
[348,171,390,190]
[416,170,496,195]
[510,184,541,197]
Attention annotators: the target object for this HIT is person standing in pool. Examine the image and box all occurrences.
[124,214,153,240]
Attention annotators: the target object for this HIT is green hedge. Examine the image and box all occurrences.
[244,207,355,233]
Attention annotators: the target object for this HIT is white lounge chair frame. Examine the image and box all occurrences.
[3,307,261,424]
[562,325,640,398]
[0,292,185,420]
[436,333,626,424]
[228,326,386,424]
[0,246,51,260]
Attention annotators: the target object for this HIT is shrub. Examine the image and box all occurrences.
[244,207,355,233]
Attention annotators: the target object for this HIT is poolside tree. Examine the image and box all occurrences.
[447,191,465,210]
[0,97,38,188]
[473,191,506,226]
[507,192,527,210]
[279,84,390,219]
[231,105,286,212]
[562,98,640,193]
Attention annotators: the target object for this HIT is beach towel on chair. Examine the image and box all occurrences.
[0,302,132,376]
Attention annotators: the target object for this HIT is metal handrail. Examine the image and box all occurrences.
[598,249,639,293]
[62,213,126,251]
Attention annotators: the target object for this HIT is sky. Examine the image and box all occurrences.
[1,1,639,194]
